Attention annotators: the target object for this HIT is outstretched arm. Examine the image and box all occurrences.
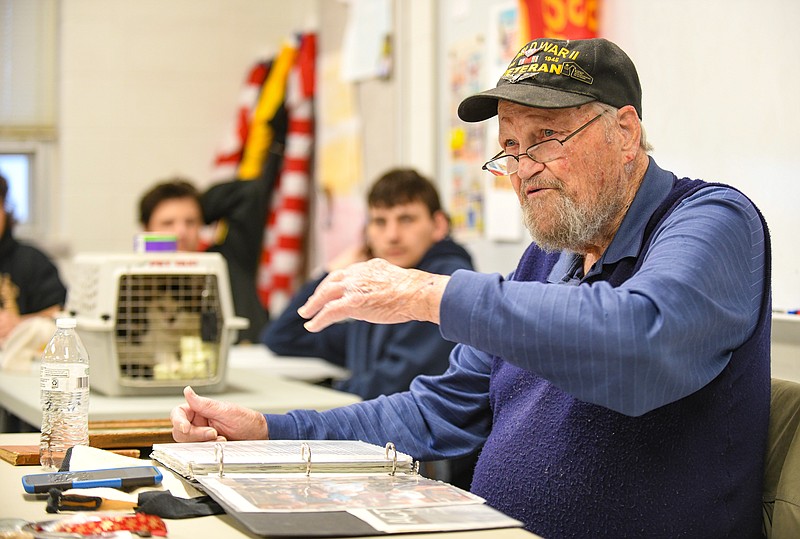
[298,258,450,332]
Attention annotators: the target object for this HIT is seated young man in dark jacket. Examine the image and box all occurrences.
[262,168,473,400]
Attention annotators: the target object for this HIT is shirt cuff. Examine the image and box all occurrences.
[264,413,299,439]
[439,269,497,344]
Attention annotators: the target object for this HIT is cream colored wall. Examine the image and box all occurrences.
[772,316,800,383]
[55,0,317,257]
[602,0,800,382]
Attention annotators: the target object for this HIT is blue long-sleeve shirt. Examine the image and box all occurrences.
[442,174,765,417]
[266,157,766,459]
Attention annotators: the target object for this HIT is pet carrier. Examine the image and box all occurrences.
[65,252,248,396]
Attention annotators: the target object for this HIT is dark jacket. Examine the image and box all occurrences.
[200,104,288,343]
[0,226,67,315]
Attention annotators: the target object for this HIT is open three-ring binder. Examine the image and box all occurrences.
[150,440,522,536]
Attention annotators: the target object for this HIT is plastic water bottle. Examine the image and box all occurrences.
[39,318,90,470]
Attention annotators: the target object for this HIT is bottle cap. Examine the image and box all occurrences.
[56,318,77,329]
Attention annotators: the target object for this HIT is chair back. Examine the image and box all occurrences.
[763,378,800,538]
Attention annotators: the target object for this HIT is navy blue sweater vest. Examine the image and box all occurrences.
[470,178,772,538]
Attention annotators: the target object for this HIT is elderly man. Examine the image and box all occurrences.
[171,38,770,538]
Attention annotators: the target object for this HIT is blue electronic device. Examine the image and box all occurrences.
[21,466,163,494]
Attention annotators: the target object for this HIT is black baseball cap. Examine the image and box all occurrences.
[458,38,642,122]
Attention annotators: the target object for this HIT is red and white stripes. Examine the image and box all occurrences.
[258,34,316,315]
[212,61,270,181]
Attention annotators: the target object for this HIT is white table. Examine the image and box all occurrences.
[227,344,350,383]
[0,433,541,539]
[0,367,360,429]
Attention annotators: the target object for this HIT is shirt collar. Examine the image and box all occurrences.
[547,156,673,283]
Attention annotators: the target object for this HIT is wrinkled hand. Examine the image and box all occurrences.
[170,386,268,442]
[298,258,450,332]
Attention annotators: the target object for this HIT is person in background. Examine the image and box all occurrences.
[262,168,473,400]
[0,172,67,342]
[138,177,268,342]
[138,179,205,252]
[0,172,68,432]
[261,168,477,488]
[171,37,770,538]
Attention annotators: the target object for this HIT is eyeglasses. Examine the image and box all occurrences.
[482,113,604,177]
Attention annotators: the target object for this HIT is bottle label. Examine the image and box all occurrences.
[40,363,90,392]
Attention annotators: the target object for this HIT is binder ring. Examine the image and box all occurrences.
[214,442,225,477]
[300,442,312,476]
[384,442,398,476]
